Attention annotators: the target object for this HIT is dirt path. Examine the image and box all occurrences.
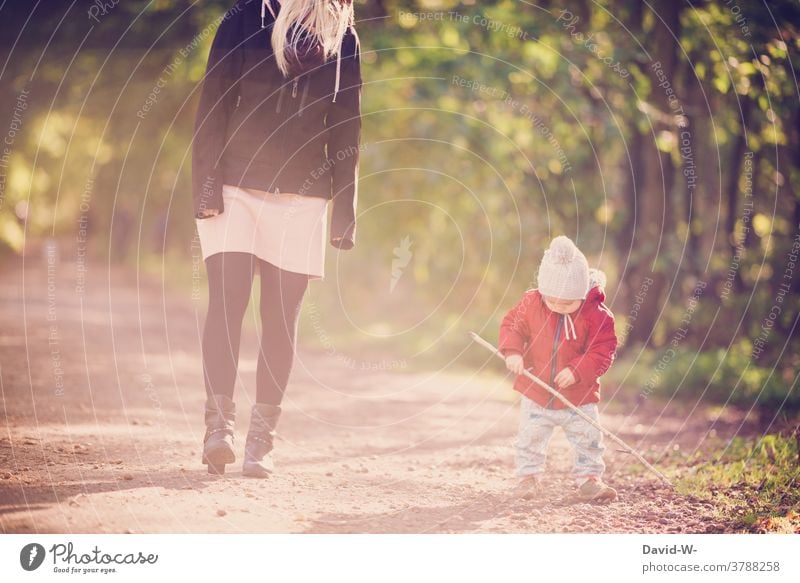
[0,254,748,533]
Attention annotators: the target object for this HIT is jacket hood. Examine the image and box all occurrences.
[582,269,607,307]
[565,276,607,341]
[583,284,606,306]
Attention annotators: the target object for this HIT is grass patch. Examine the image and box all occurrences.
[673,431,800,532]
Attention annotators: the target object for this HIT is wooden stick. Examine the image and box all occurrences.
[469,331,674,488]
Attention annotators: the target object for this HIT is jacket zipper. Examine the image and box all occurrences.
[546,314,564,409]
[273,77,301,194]
[235,94,241,108]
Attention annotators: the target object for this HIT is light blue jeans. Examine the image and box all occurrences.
[516,395,606,485]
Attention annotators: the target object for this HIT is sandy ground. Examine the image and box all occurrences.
[0,254,751,533]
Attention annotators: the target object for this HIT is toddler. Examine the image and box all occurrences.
[499,235,618,502]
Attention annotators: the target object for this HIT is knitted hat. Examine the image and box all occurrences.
[537,236,590,300]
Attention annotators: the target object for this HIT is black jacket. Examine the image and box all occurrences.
[192,0,362,249]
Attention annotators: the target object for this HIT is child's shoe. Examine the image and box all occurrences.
[513,475,542,500]
[576,476,617,502]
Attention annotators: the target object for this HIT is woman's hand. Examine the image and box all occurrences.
[330,236,354,250]
[197,208,221,218]
[505,354,525,375]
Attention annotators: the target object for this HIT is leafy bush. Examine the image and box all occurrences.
[607,340,799,413]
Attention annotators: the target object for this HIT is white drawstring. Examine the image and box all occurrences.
[332,7,355,103]
[263,0,277,28]
[564,313,577,341]
[332,47,342,102]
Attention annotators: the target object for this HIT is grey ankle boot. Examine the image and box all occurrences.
[201,394,236,474]
[242,403,281,478]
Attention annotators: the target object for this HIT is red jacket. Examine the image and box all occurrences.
[498,286,617,409]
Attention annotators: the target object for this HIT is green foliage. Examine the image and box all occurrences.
[675,433,800,532]
[606,339,799,412]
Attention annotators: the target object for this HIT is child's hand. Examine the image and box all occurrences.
[505,354,525,375]
[554,367,577,389]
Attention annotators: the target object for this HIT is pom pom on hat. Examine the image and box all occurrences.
[550,236,578,265]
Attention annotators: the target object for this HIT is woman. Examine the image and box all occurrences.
[192,0,362,475]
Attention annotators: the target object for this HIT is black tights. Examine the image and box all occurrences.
[201,252,309,405]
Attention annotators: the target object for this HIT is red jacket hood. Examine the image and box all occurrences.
[581,284,606,310]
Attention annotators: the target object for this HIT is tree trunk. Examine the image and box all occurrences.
[725,97,753,294]
[624,0,682,347]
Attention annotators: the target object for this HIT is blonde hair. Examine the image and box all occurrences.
[263,0,354,77]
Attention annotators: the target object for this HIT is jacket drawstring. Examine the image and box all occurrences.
[332,47,342,103]
[263,0,277,28]
[275,84,285,113]
[564,313,577,341]
[298,77,310,116]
